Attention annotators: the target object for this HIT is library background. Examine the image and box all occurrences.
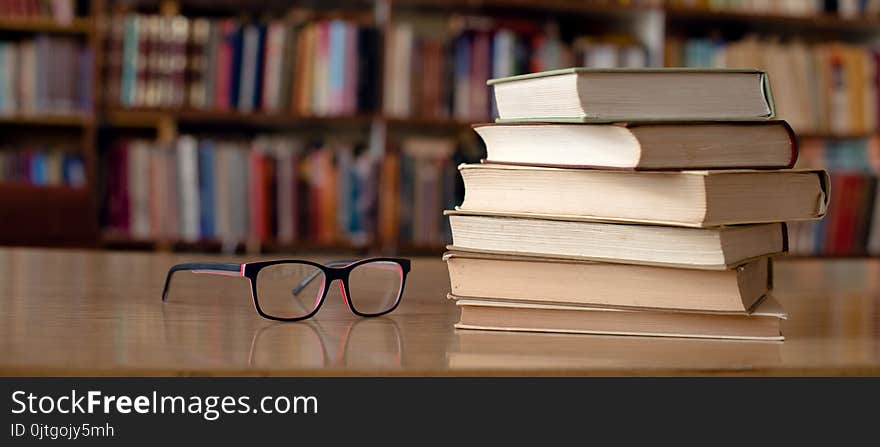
[0,0,878,258]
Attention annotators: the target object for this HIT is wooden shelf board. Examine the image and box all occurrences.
[666,7,880,32]
[103,108,376,128]
[0,183,89,195]
[394,0,656,17]
[0,114,93,126]
[797,132,877,140]
[0,17,93,34]
[100,233,373,254]
[385,116,473,129]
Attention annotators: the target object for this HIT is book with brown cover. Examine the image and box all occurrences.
[444,250,774,313]
[448,330,783,371]
[456,164,829,227]
[472,120,798,170]
[453,295,787,341]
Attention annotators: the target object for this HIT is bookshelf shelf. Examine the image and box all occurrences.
[0,183,89,195]
[0,183,96,246]
[385,116,473,130]
[0,114,93,127]
[665,7,880,32]
[100,232,374,254]
[0,18,93,34]
[103,108,376,129]
[797,132,878,140]
[394,0,656,16]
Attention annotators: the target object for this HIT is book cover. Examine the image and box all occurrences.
[489,67,776,123]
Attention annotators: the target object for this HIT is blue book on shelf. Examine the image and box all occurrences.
[120,16,139,106]
[453,32,472,118]
[198,141,216,239]
[63,155,86,187]
[328,20,346,113]
[30,152,47,186]
[229,26,244,109]
[252,24,267,110]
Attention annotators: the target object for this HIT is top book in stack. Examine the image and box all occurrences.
[489,68,774,123]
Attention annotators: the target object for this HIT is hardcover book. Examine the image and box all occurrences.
[444,251,773,313]
[489,68,775,122]
[453,296,787,341]
[446,210,787,269]
[457,164,829,227]
[473,120,797,170]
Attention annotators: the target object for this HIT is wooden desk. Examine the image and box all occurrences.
[0,248,878,376]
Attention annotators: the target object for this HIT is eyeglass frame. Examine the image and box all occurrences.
[161,258,412,322]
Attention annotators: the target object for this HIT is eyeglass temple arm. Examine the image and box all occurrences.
[162,262,242,302]
[291,260,357,296]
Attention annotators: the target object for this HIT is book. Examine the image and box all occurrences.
[473,121,797,170]
[489,68,774,122]
[177,135,200,242]
[453,296,787,341]
[448,330,783,370]
[444,251,772,313]
[457,164,829,227]
[447,211,786,269]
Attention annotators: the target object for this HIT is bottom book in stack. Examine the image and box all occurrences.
[444,251,787,341]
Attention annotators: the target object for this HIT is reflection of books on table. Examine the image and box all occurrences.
[447,330,784,370]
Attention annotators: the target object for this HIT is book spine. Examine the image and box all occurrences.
[197,140,215,239]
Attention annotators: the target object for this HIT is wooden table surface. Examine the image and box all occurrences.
[0,248,878,376]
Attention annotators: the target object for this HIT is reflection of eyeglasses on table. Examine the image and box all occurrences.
[162,258,411,321]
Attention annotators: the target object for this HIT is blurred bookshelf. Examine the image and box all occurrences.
[1,0,879,256]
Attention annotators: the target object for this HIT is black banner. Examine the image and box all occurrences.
[2,378,878,444]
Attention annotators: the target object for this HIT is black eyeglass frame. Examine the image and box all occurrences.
[162,258,411,322]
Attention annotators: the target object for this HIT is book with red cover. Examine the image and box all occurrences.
[214,19,236,111]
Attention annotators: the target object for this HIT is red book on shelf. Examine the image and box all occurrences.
[215,19,236,111]
[469,31,490,120]
[148,150,162,239]
[843,175,867,255]
[822,174,843,255]
[830,174,856,255]
[109,142,130,233]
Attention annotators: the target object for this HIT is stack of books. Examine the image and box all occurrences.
[444,68,830,341]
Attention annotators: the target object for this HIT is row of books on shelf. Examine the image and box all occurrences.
[0,0,82,23]
[384,19,648,121]
[789,137,880,256]
[667,35,880,135]
[0,147,85,186]
[380,137,459,247]
[669,0,880,17]
[0,35,92,116]
[102,135,462,247]
[105,14,379,116]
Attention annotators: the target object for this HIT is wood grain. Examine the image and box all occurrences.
[0,248,878,376]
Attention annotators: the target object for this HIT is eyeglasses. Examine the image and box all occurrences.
[162,258,411,321]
